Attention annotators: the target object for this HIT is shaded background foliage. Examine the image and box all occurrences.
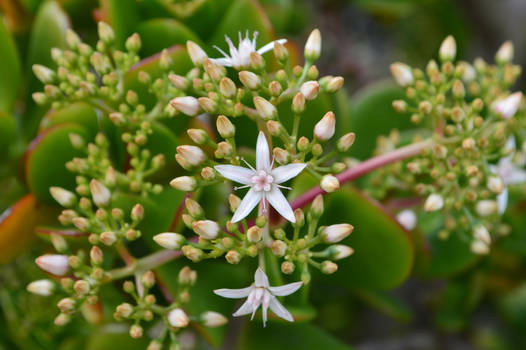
[1,0,526,349]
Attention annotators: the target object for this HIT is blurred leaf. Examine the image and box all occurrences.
[346,82,414,159]
[99,0,139,49]
[25,123,89,203]
[0,16,21,113]
[136,18,201,57]
[39,102,99,135]
[0,112,18,157]
[499,282,526,332]
[238,322,354,349]
[353,288,413,322]
[0,194,58,263]
[209,0,274,48]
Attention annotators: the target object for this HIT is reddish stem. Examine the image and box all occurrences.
[290,139,433,211]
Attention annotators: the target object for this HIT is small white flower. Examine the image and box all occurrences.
[493,92,522,119]
[396,209,417,230]
[214,132,306,223]
[211,31,287,69]
[490,137,526,213]
[214,267,302,326]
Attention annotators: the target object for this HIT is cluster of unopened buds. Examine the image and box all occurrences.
[372,36,526,254]
[27,22,356,346]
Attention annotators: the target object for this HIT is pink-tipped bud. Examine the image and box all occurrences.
[192,220,220,240]
[322,224,354,243]
[170,96,200,116]
[329,245,354,260]
[496,41,514,64]
[314,111,335,141]
[439,35,456,61]
[487,177,504,194]
[27,279,55,296]
[424,194,444,212]
[253,96,277,120]
[304,28,321,61]
[50,187,77,207]
[216,115,235,138]
[168,308,189,328]
[300,80,320,100]
[36,254,70,276]
[239,71,260,89]
[494,92,522,119]
[320,174,339,192]
[201,311,228,327]
[186,41,207,66]
[153,232,186,250]
[170,176,197,191]
[90,179,111,207]
[390,62,413,87]
[475,200,498,217]
[177,145,205,166]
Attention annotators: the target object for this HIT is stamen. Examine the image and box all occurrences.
[234,185,250,191]
[241,157,256,171]
[270,155,275,169]
[213,45,230,59]
[277,184,292,190]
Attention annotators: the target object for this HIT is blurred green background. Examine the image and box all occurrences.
[2,0,526,349]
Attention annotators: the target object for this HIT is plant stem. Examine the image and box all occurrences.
[107,249,182,281]
[290,139,433,210]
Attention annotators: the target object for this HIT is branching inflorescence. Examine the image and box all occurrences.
[28,23,355,348]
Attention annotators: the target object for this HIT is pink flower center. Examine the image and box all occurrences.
[251,170,273,192]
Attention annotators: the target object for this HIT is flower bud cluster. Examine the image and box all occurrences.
[372,37,525,252]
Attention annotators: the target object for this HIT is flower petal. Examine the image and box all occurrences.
[507,168,526,184]
[231,188,262,223]
[268,281,303,297]
[497,187,508,215]
[254,267,270,288]
[265,186,295,222]
[214,286,253,299]
[214,165,254,184]
[257,39,287,55]
[272,163,307,184]
[261,290,271,327]
[210,58,233,67]
[233,299,255,317]
[256,131,271,172]
[268,296,294,322]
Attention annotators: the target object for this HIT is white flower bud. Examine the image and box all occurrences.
[320,174,339,192]
[327,76,344,93]
[192,220,220,240]
[439,35,456,61]
[239,71,260,90]
[396,209,417,230]
[322,224,354,243]
[496,41,514,64]
[35,254,70,276]
[321,260,338,274]
[493,92,522,119]
[390,62,413,87]
[27,279,55,296]
[168,308,189,328]
[337,132,356,152]
[216,115,235,138]
[253,96,277,120]
[90,179,111,207]
[470,239,489,255]
[460,61,476,82]
[50,187,77,207]
[424,194,444,212]
[300,81,320,100]
[177,145,205,166]
[474,225,491,245]
[170,96,200,116]
[487,177,504,194]
[170,176,197,191]
[153,233,185,250]
[304,28,321,61]
[329,245,354,260]
[475,200,498,217]
[100,231,117,246]
[32,64,56,84]
[187,129,208,145]
[314,111,335,141]
[201,311,228,327]
[98,22,115,43]
[186,41,207,66]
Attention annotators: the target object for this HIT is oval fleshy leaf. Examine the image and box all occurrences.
[136,18,201,57]
[0,17,21,113]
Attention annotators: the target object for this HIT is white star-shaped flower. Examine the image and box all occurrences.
[214,267,302,327]
[491,137,526,213]
[214,132,306,223]
[211,31,287,69]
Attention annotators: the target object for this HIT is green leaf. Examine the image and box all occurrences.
[320,187,414,290]
[208,0,274,48]
[39,102,99,136]
[238,322,354,350]
[346,82,414,159]
[136,18,201,57]
[99,0,140,49]
[0,16,21,113]
[353,288,413,322]
[25,123,89,203]
[0,112,18,156]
